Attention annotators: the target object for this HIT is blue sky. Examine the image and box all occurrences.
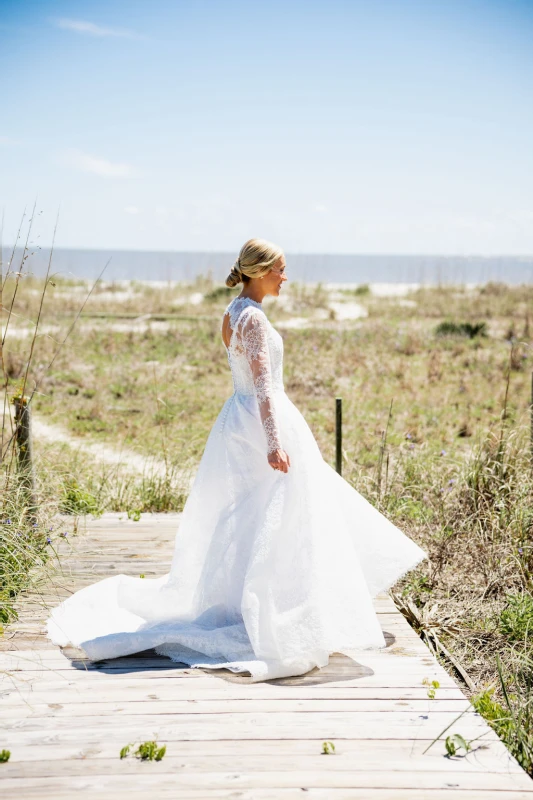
[1,0,533,254]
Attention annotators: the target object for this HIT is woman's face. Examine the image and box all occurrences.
[263,255,287,297]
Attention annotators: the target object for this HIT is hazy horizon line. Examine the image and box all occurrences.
[3,245,533,259]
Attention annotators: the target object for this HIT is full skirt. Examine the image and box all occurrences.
[47,390,428,681]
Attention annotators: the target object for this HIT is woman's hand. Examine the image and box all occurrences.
[268,448,291,473]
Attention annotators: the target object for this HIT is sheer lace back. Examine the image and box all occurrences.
[223,296,284,454]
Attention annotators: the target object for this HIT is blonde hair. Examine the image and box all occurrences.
[226,238,283,288]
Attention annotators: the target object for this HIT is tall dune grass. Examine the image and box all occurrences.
[1,212,191,624]
[1,207,57,624]
[366,407,533,772]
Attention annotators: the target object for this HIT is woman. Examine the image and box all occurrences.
[48,238,427,682]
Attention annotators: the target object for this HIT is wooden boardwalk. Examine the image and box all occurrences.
[1,513,532,799]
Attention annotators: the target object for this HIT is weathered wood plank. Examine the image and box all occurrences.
[1,673,453,691]
[1,788,533,800]
[1,770,532,793]
[0,737,518,766]
[1,685,468,702]
[1,713,501,743]
[1,697,474,718]
[0,650,444,670]
[0,755,524,780]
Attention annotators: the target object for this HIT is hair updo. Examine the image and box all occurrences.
[225,238,283,288]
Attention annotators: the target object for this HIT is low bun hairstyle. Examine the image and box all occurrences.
[225,238,283,288]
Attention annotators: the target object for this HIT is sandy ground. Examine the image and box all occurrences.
[2,320,173,339]
[2,408,194,491]
[1,323,61,340]
[31,417,169,476]
[2,281,424,340]
[329,301,368,320]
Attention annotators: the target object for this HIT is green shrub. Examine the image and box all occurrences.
[500,593,533,643]
[472,660,533,775]
[60,481,102,516]
[435,321,487,338]
[0,505,50,624]
[204,286,235,302]
[472,688,512,738]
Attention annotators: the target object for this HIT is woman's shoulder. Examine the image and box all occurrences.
[225,296,267,328]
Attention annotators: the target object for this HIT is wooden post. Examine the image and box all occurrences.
[14,396,37,516]
[335,397,342,476]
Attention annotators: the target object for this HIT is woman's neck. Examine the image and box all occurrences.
[238,282,266,304]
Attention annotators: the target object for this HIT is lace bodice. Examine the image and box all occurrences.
[223,296,284,455]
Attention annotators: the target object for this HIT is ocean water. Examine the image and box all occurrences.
[3,247,533,285]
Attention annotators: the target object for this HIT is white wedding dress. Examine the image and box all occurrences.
[47,295,428,681]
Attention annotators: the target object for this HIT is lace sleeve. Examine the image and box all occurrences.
[237,309,282,456]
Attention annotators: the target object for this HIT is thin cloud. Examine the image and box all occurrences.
[124,206,140,215]
[0,136,20,145]
[63,149,137,178]
[55,18,143,39]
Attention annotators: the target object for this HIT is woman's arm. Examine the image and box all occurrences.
[238,309,289,470]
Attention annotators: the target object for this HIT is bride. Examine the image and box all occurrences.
[48,238,428,681]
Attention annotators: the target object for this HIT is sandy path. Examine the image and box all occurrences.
[31,416,194,489]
